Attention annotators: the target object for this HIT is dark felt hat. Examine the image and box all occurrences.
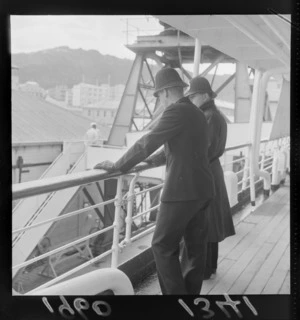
[185,76,217,99]
[153,67,188,97]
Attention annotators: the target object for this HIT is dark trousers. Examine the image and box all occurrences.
[206,242,219,272]
[151,199,210,295]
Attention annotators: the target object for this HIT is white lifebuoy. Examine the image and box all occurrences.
[25,268,134,295]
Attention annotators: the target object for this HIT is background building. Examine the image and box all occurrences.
[72,83,106,107]
[48,85,68,101]
[19,81,46,98]
[83,100,119,126]
[109,84,125,100]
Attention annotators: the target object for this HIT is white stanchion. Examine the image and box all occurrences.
[224,171,238,208]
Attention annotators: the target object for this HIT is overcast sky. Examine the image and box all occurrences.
[10,15,163,60]
[10,15,235,74]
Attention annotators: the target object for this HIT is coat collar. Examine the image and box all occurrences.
[177,96,192,104]
[200,99,216,112]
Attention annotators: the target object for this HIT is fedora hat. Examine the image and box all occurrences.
[185,76,217,99]
[153,67,188,97]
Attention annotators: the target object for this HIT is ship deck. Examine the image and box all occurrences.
[135,178,290,295]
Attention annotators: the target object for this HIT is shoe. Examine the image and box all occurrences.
[211,268,217,279]
[203,270,212,280]
[204,268,217,280]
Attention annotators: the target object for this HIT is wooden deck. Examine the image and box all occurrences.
[136,180,290,295]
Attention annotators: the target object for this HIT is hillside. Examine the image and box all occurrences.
[11,46,235,103]
[12,46,136,89]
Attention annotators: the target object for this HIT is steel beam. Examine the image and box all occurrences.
[107,54,144,146]
[259,15,290,50]
[181,67,192,80]
[82,187,106,226]
[138,87,153,119]
[223,15,289,67]
[200,54,225,77]
[215,73,236,94]
[193,38,201,76]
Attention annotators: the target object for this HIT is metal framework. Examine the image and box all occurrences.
[107,27,238,147]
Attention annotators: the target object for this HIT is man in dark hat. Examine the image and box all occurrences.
[94,67,215,294]
[185,76,235,279]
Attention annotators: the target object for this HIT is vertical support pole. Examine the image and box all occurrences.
[242,148,249,191]
[125,173,139,244]
[222,151,227,171]
[286,137,290,173]
[193,38,201,77]
[126,19,128,45]
[248,145,256,209]
[107,54,144,146]
[260,142,266,171]
[111,176,123,268]
[234,62,252,123]
[248,69,262,209]
[271,148,280,190]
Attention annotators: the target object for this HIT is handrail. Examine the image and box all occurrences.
[12,141,63,147]
[12,138,289,201]
[9,144,241,200]
[12,163,155,200]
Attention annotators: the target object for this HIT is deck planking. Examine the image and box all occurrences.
[136,183,290,295]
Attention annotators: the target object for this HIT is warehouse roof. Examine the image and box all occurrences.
[12,91,110,143]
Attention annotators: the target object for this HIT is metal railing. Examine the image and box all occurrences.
[12,136,289,294]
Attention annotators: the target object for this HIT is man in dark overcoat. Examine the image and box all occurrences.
[186,76,236,279]
[94,67,215,294]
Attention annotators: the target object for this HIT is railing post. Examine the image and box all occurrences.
[242,148,249,192]
[285,141,290,173]
[124,173,140,246]
[248,145,256,209]
[271,148,280,191]
[260,142,266,171]
[126,18,128,45]
[223,151,227,171]
[111,176,123,268]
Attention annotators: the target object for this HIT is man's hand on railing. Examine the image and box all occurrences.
[94,161,116,173]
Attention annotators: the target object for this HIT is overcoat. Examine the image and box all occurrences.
[201,100,235,242]
[114,97,215,203]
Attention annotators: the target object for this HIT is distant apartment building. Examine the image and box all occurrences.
[83,100,118,126]
[71,82,125,107]
[72,82,108,107]
[19,81,46,98]
[11,65,19,90]
[48,85,68,101]
[109,84,125,100]
[65,88,73,106]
